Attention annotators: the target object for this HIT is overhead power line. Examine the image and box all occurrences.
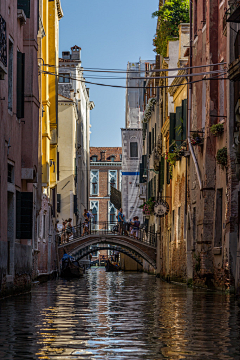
[41,61,226,74]
[40,69,227,89]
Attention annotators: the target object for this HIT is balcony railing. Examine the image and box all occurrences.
[225,1,240,23]
[0,14,7,68]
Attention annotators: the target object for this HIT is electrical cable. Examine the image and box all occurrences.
[40,69,228,89]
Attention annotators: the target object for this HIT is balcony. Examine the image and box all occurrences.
[0,14,7,80]
[228,57,240,81]
[225,1,240,23]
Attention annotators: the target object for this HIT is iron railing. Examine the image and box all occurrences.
[57,221,157,247]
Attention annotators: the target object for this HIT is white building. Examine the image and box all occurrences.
[121,59,154,222]
[58,46,94,224]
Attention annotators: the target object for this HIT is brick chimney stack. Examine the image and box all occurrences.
[100,150,106,161]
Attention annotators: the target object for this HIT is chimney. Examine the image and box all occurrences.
[71,45,81,60]
[62,51,70,60]
[100,150,106,161]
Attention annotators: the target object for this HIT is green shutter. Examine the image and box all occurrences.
[159,156,165,191]
[17,0,30,18]
[175,106,182,145]
[169,113,176,152]
[182,99,187,141]
[17,52,25,119]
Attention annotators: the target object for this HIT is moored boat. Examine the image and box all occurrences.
[105,259,121,272]
[60,254,84,278]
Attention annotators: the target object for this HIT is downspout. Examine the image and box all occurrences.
[188,0,202,191]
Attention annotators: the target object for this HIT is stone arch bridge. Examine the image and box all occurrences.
[58,233,157,269]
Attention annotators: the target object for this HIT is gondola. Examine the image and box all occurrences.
[60,253,84,278]
[105,259,121,272]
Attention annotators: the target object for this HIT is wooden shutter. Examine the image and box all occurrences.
[175,106,182,145]
[159,156,165,191]
[169,113,176,152]
[17,0,30,18]
[182,99,187,141]
[57,194,61,213]
[17,52,25,119]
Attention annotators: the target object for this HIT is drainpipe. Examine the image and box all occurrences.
[188,0,202,191]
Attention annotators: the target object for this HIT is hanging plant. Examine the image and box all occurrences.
[210,123,224,137]
[142,98,157,123]
[216,147,227,167]
[139,198,156,215]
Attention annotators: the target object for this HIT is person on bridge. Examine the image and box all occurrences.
[131,216,140,239]
[82,218,90,236]
[117,208,123,235]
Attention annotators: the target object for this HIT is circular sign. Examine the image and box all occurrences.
[154,199,169,218]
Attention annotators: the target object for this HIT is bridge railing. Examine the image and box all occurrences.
[57,221,157,247]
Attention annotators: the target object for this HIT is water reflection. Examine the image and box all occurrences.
[0,268,239,359]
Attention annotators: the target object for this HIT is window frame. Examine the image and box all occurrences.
[58,73,71,83]
[90,170,99,196]
[108,170,117,195]
[130,141,138,158]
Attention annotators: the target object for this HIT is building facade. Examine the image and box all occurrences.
[58,46,94,225]
[0,0,40,296]
[89,147,122,262]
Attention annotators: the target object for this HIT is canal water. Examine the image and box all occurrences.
[0,268,240,360]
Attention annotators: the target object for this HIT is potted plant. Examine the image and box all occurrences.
[216,147,227,167]
[210,123,224,137]
[191,132,203,145]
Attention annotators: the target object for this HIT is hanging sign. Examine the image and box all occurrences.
[154,199,169,218]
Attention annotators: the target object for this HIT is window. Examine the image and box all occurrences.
[90,201,98,229]
[109,202,116,224]
[110,155,115,162]
[59,73,70,83]
[8,39,13,111]
[7,163,14,183]
[90,170,99,195]
[92,156,97,162]
[43,214,46,240]
[130,142,138,158]
[17,51,25,119]
[194,0,198,38]
[108,170,117,195]
[120,154,122,160]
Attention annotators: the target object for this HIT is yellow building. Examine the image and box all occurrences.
[41,0,63,202]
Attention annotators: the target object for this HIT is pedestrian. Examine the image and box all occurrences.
[132,216,140,239]
[61,220,66,244]
[114,251,119,262]
[117,208,123,235]
[83,209,90,221]
[82,218,89,236]
[122,214,128,236]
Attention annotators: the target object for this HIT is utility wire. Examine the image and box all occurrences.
[40,69,228,89]
[41,61,227,74]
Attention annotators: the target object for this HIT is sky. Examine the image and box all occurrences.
[59,0,158,147]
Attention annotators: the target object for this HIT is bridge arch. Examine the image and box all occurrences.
[58,234,156,269]
[74,245,143,267]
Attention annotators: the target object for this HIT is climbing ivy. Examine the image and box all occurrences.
[152,0,190,57]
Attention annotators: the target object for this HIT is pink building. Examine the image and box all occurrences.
[0,1,42,297]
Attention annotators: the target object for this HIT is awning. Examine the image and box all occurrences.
[110,186,121,210]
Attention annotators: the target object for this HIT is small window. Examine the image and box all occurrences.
[120,154,122,160]
[7,164,14,183]
[91,170,99,195]
[92,156,97,162]
[59,73,70,83]
[110,156,115,162]
[130,142,138,158]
